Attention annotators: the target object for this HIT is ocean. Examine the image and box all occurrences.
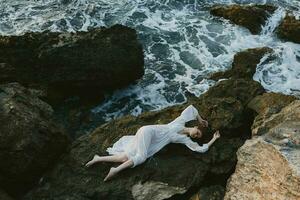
[1,0,299,123]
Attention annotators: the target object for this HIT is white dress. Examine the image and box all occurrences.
[106,104,209,168]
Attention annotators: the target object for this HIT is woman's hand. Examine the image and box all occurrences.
[213,131,220,139]
[200,119,208,128]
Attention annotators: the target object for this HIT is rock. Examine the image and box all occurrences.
[209,47,273,80]
[23,84,252,199]
[0,83,70,197]
[248,92,296,136]
[23,49,265,200]
[190,185,225,200]
[276,14,300,44]
[24,103,245,200]
[225,99,300,200]
[210,4,276,34]
[132,181,186,200]
[224,139,300,200]
[0,24,144,102]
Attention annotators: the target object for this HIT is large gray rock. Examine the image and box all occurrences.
[0,83,70,197]
[0,24,144,102]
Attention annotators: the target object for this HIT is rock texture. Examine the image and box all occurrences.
[0,83,70,197]
[210,4,276,34]
[224,94,300,200]
[276,14,300,44]
[0,24,144,102]
[210,47,273,80]
[23,77,264,200]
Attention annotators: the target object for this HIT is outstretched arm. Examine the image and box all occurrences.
[207,131,220,148]
[180,105,208,127]
[173,131,221,153]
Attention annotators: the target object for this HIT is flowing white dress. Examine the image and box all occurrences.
[106,104,209,168]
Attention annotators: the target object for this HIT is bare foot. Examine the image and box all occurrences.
[85,154,101,167]
[103,167,118,182]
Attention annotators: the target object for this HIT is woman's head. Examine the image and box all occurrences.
[188,126,202,138]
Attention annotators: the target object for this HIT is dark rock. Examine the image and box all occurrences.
[0,83,70,197]
[276,14,300,44]
[210,4,277,34]
[24,106,244,200]
[0,24,144,102]
[190,185,225,200]
[210,47,273,80]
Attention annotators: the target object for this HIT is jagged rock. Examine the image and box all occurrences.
[225,98,300,200]
[209,47,273,80]
[224,139,300,200]
[276,14,300,44]
[248,92,296,136]
[23,103,245,200]
[0,24,144,102]
[23,80,259,200]
[0,83,70,197]
[210,4,276,34]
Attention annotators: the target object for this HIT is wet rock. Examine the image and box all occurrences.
[225,98,300,200]
[276,14,300,44]
[0,24,144,102]
[210,4,276,34]
[0,83,70,197]
[209,47,273,80]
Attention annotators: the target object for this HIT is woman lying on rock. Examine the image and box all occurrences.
[85,104,221,181]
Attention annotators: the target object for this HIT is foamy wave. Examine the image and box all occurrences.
[0,0,300,122]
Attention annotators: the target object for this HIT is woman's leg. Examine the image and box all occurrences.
[85,153,128,167]
[103,159,134,182]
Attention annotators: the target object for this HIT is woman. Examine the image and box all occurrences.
[86,104,221,181]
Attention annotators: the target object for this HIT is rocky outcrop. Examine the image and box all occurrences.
[224,94,300,200]
[23,75,264,200]
[248,92,296,136]
[276,14,300,44]
[210,4,276,34]
[210,47,273,80]
[0,83,70,197]
[0,24,144,102]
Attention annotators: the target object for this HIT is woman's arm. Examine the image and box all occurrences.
[207,131,220,148]
[173,130,221,153]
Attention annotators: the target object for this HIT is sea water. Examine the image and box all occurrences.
[0,0,299,123]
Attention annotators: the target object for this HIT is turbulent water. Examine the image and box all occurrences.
[1,0,300,123]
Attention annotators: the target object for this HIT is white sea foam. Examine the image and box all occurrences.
[0,0,299,122]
